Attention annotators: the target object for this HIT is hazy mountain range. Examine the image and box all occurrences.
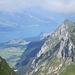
[0,11,75,43]
[0,11,57,43]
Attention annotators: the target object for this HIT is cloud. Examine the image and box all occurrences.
[20,25,40,28]
[36,0,75,13]
[0,0,75,13]
[25,25,40,28]
[0,0,31,12]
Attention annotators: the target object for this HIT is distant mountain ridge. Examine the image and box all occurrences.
[0,11,57,43]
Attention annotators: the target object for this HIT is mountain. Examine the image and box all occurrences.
[0,11,57,43]
[17,19,75,75]
[0,56,17,75]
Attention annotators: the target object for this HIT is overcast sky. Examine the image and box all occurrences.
[0,0,75,13]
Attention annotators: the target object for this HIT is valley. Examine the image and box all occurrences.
[0,39,29,68]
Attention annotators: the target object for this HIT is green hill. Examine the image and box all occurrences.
[60,63,75,75]
[0,56,17,75]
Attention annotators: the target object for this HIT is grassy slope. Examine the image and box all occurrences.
[0,56,17,75]
[59,63,75,75]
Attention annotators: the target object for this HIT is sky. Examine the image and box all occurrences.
[0,0,75,13]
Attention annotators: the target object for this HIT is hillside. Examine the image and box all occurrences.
[59,63,75,75]
[17,19,75,75]
[0,56,17,75]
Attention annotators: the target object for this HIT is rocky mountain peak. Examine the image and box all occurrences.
[64,19,73,24]
[17,19,75,75]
